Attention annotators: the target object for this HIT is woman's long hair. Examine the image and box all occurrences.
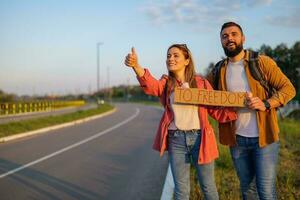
[166,44,197,96]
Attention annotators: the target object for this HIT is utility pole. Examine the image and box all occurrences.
[107,66,111,102]
[107,66,110,89]
[97,42,103,92]
[126,77,130,101]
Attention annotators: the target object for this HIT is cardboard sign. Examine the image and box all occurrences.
[174,88,246,107]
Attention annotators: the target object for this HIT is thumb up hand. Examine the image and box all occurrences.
[125,47,139,68]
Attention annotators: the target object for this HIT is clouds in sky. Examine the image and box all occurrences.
[141,0,236,26]
[245,0,272,6]
[141,0,299,29]
[266,7,300,28]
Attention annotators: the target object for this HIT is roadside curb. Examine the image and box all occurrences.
[0,108,117,143]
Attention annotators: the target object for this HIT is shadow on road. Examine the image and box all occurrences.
[0,159,99,200]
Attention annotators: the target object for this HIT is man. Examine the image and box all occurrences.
[207,22,296,199]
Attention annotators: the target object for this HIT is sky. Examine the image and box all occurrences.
[0,0,299,96]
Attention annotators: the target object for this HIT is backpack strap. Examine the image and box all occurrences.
[248,50,261,81]
[248,50,275,98]
[212,59,225,89]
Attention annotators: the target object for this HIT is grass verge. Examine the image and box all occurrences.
[0,104,114,138]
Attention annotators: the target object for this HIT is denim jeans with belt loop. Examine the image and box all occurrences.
[230,135,280,200]
[168,129,219,200]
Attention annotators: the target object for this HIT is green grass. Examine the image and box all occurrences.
[0,104,114,138]
[276,119,300,198]
[190,117,300,199]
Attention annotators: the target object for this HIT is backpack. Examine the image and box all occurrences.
[212,50,276,98]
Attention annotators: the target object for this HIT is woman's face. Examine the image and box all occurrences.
[166,47,189,74]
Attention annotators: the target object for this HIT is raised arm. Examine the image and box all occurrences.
[124,47,145,77]
[124,47,167,97]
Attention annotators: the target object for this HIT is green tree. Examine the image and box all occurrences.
[259,42,300,101]
[259,44,274,57]
[0,89,16,102]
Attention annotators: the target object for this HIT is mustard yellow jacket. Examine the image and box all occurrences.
[207,50,296,147]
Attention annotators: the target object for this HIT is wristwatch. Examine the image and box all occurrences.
[263,100,271,111]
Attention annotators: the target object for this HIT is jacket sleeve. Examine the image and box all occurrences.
[259,55,296,107]
[203,79,237,123]
[136,68,168,97]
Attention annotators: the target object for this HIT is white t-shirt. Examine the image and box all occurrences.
[168,82,201,130]
[226,60,259,137]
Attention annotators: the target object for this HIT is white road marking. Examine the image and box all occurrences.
[160,164,174,200]
[0,108,140,179]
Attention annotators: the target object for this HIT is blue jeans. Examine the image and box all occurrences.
[230,135,279,200]
[168,130,219,200]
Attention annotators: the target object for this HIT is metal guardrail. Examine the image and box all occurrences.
[0,101,85,116]
[279,100,300,118]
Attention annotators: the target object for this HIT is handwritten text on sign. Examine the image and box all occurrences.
[174,88,246,107]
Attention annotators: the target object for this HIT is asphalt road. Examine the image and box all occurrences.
[0,103,168,200]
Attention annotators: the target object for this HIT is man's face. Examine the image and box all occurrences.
[220,26,245,57]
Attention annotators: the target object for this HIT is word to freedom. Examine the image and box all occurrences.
[174,88,246,107]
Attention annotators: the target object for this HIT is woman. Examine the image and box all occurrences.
[124,44,237,200]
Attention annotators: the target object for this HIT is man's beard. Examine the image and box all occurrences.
[223,42,243,58]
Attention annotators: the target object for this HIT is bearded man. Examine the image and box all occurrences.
[207,22,295,200]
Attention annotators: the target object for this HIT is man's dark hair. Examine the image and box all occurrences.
[220,22,243,35]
